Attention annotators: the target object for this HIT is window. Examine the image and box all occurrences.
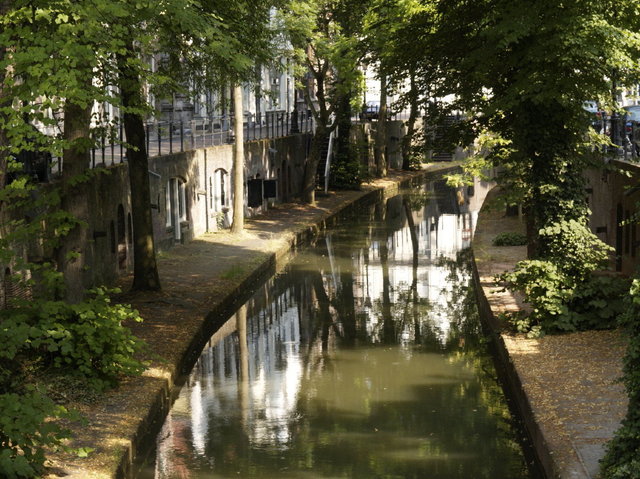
[166,177,187,240]
[179,181,186,221]
[209,176,214,210]
[214,169,228,212]
[165,180,172,227]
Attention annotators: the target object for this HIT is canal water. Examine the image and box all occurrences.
[138,175,538,479]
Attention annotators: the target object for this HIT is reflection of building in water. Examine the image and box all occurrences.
[352,176,493,344]
[155,282,308,477]
[154,177,494,476]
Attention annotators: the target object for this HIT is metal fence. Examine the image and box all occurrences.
[352,109,413,123]
[40,110,421,177]
[47,110,315,175]
[594,116,640,161]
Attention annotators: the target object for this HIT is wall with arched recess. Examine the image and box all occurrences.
[586,159,640,275]
[55,133,313,288]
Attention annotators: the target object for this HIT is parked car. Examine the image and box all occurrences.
[624,105,640,122]
[361,101,380,120]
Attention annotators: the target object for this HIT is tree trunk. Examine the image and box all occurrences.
[58,97,92,302]
[118,42,161,291]
[375,75,388,177]
[301,126,328,205]
[334,93,351,162]
[231,84,245,234]
[402,73,419,170]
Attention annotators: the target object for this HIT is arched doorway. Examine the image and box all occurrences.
[110,220,116,255]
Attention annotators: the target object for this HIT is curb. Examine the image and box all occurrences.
[471,253,559,479]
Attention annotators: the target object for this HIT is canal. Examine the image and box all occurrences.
[138,175,538,479]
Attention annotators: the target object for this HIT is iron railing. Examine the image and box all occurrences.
[593,116,640,161]
[47,110,315,175]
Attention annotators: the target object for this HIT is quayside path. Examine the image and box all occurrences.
[46,166,626,479]
[473,188,627,479]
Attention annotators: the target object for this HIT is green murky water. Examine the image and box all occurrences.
[138,177,537,479]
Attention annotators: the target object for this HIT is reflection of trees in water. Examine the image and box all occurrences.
[436,248,480,349]
[153,185,532,479]
[436,249,530,466]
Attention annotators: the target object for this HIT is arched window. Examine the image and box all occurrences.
[214,169,228,212]
[117,205,126,244]
[166,177,188,240]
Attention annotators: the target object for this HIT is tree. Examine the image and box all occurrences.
[284,0,365,204]
[417,0,640,332]
[429,0,639,245]
[205,1,279,234]
[116,39,162,291]
[73,0,276,283]
[0,1,277,473]
[360,0,436,172]
[1,0,104,302]
[410,4,640,473]
[231,84,245,233]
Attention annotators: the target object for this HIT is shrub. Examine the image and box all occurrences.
[492,231,528,246]
[568,275,629,330]
[538,219,612,281]
[601,278,640,479]
[0,287,146,476]
[0,390,72,479]
[499,262,627,334]
[499,259,574,330]
[1,287,145,390]
[498,218,621,335]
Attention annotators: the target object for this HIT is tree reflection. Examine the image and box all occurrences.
[148,181,533,479]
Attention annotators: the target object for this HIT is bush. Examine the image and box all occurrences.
[0,287,146,476]
[499,259,574,330]
[499,262,627,335]
[498,219,621,335]
[1,287,146,390]
[601,278,640,479]
[568,275,629,330]
[492,231,528,246]
[0,390,72,479]
[538,219,612,281]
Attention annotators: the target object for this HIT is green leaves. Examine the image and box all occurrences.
[601,277,640,478]
[0,390,72,478]
[0,286,146,476]
[491,232,528,247]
